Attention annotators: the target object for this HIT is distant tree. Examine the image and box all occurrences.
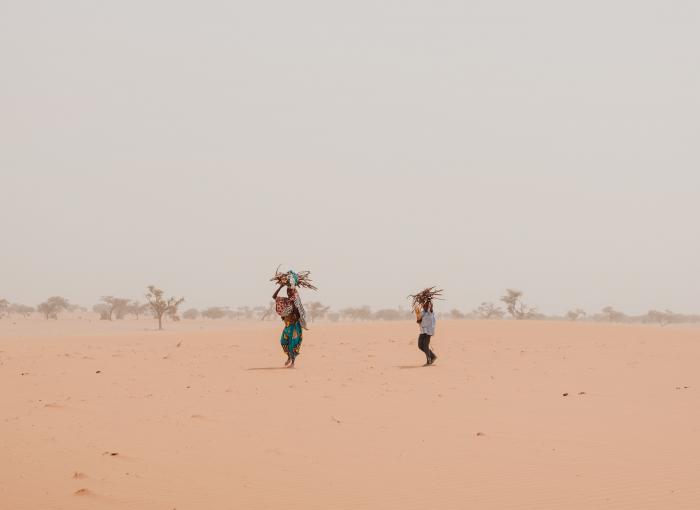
[100,296,130,320]
[0,299,8,318]
[92,303,109,314]
[501,289,538,320]
[182,308,200,320]
[306,302,330,322]
[9,303,34,317]
[145,286,184,330]
[374,308,402,321]
[448,309,466,319]
[646,309,674,327]
[127,300,149,319]
[339,308,355,320]
[201,307,227,319]
[397,307,414,320]
[328,312,340,322]
[92,303,111,320]
[566,308,586,321]
[253,305,267,319]
[601,306,626,323]
[356,306,372,320]
[260,301,276,321]
[340,306,372,321]
[37,296,70,320]
[475,302,505,319]
[237,306,254,320]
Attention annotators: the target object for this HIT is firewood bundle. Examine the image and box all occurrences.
[270,267,317,290]
[409,286,444,309]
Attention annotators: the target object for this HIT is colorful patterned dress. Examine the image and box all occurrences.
[275,289,307,360]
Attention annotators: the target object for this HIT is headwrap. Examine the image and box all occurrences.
[288,271,299,288]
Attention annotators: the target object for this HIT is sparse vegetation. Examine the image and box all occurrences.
[340,306,373,321]
[259,301,276,321]
[127,301,149,319]
[646,309,674,327]
[373,308,403,321]
[37,296,70,320]
[501,289,539,320]
[601,306,626,323]
[474,302,505,319]
[182,308,200,320]
[145,286,184,330]
[201,307,227,319]
[306,302,330,322]
[100,296,130,321]
[2,291,699,327]
[9,303,34,317]
[566,309,586,321]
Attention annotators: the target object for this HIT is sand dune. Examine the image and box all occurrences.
[1,317,699,509]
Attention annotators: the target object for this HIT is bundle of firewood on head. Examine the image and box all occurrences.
[409,286,444,314]
[270,266,318,291]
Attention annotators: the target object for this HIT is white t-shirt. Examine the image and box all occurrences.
[419,310,436,336]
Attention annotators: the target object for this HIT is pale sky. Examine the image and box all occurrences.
[1,0,698,315]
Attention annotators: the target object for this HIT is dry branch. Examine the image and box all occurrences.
[270,266,318,291]
[408,286,444,309]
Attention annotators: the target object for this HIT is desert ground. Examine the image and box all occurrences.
[1,316,699,510]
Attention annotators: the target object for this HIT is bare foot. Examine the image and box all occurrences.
[284,357,292,367]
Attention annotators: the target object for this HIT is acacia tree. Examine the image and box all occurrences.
[101,296,130,320]
[127,300,149,319]
[306,302,330,322]
[501,289,538,320]
[37,296,70,320]
[647,309,674,326]
[236,306,254,320]
[448,309,466,319]
[182,308,200,320]
[260,301,276,321]
[0,299,8,318]
[340,306,372,321]
[374,308,402,321]
[202,307,227,319]
[145,286,184,330]
[475,302,505,319]
[566,308,586,321]
[9,303,34,317]
[601,306,626,323]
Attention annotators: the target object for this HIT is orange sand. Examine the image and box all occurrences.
[1,317,699,509]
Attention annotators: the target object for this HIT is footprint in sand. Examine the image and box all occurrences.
[73,488,92,496]
[73,472,87,479]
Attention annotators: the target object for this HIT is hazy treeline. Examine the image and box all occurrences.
[2,288,698,328]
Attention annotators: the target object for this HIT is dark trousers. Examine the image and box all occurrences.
[418,333,435,362]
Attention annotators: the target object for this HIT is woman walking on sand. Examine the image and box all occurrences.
[271,268,316,368]
[410,287,443,366]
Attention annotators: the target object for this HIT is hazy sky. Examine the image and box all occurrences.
[1,0,698,314]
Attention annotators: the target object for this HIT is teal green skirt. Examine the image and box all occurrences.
[281,321,303,359]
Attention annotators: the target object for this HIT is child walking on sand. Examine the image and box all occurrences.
[416,301,437,365]
[409,286,443,366]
